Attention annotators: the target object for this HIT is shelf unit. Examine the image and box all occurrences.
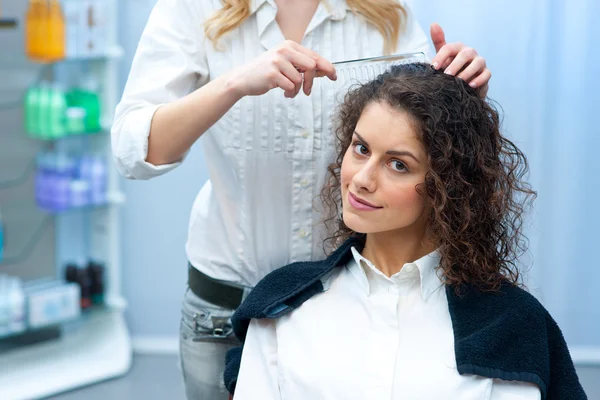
[0,0,132,398]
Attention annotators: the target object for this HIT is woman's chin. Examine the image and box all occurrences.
[342,212,372,235]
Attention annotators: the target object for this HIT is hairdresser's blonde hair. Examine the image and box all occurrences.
[204,0,406,55]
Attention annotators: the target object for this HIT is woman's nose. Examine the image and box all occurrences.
[352,162,377,193]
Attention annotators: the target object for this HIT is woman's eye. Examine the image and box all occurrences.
[390,160,407,172]
[354,143,368,156]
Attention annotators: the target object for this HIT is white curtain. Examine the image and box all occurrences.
[411,0,600,360]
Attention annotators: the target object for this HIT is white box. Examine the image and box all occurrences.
[78,0,108,58]
[27,282,81,329]
[63,0,81,59]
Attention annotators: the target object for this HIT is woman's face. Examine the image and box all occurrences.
[341,102,430,237]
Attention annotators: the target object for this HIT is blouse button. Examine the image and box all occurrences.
[300,178,309,187]
[299,229,308,238]
[301,130,310,138]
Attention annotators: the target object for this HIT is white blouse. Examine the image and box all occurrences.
[112,0,432,286]
[234,248,542,399]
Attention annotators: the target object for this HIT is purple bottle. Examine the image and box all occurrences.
[35,153,51,210]
[79,156,106,205]
[52,155,75,212]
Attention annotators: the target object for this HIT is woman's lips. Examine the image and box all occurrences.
[348,192,382,211]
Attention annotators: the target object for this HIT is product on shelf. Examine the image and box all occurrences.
[23,278,81,329]
[75,267,92,309]
[87,260,105,305]
[25,0,66,62]
[61,0,109,59]
[35,151,108,212]
[65,260,106,307]
[24,76,102,140]
[0,275,26,337]
[0,206,4,263]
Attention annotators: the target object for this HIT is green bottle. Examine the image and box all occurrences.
[24,86,40,137]
[80,76,101,133]
[37,83,52,140]
[48,84,68,139]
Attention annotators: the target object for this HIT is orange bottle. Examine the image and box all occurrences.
[25,0,45,60]
[46,0,65,62]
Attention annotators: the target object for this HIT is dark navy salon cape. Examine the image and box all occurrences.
[224,237,587,400]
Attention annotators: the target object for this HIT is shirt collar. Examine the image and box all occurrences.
[251,0,350,49]
[349,246,443,301]
[250,0,350,20]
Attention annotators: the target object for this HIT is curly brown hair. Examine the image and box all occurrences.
[321,62,537,293]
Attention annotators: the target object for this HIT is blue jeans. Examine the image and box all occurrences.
[179,287,241,399]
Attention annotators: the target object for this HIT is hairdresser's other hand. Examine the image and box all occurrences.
[429,23,491,97]
[226,40,337,99]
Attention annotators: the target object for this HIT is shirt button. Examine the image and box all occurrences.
[298,229,308,238]
[300,178,309,187]
[301,131,310,138]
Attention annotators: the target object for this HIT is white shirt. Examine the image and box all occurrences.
[234,248,542,399]
[112,0,432,286]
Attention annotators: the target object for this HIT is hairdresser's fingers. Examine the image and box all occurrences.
[272,72,297,98]
[457,56,487,82]
[469,69,491,97]
[290,41,337,80]
[441,56,454,71]
[282,47,318,74]
[278,58,304,97]
[303,68,316,95]
[431,42,460,70]
[443,46,478,76]
[430,23,447,53]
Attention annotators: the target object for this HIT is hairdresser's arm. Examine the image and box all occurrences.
[112,0,335,180]
[148,40,336,168]
[111,0,207,180]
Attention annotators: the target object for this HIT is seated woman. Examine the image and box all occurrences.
[223,63,587,400]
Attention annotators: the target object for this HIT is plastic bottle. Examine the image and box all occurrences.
[37,82,52,139]
[87,156,106,205]
[46,0,66,62]
[76,266,92,309]
[35,152,56,210]
[0,207,4,263]
[0,275,9,336]
[65,106,86,134]
[62,0,80,59]
[8,278,25,334]
[87,260,105,305]
[25,0,45,60]
[80,75,102,133]
[48,84,68,139]
[53,154,75,212]
[24,85,41,137]
[69,180,90,208]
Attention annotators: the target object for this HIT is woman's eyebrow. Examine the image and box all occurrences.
[354,131,420,163]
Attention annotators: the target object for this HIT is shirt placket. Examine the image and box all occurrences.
[366,281,399,399]
[289,94,315,262]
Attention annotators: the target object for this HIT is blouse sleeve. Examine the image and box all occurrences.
[489,379,542,400]
[111,0,209,180]
[233,318,281,400]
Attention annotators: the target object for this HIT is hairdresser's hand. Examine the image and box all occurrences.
[226,40,337,98]
[430,23,491,97]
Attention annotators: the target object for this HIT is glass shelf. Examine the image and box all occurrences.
[27,130,107,142]
[0,304,111,343]
[0,192,123,267]
[28,46,124,65]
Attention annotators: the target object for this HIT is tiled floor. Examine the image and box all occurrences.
[48,355,600,400]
